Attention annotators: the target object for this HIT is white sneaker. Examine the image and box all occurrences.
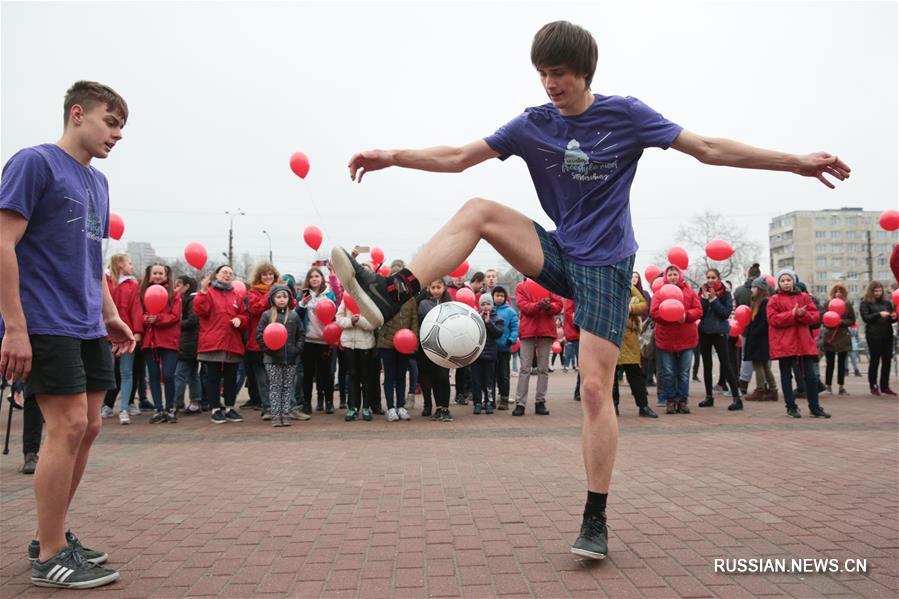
[128,404,141,416]
[119,411,131,425]
[397,407,411,421]
[386,408,399,422]
[100,405,114,419]
[405,393,415,408]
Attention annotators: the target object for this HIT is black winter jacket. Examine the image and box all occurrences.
[178,293,199,360]
[859,299,896,340]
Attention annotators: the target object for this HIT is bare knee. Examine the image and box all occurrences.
[460,197,497,227]
[82,416,102,445]
[580,378,611,420]
[52,415,89,451]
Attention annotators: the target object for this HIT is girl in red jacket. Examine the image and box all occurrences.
[513,278,562,416]
[103,253,145,425]
[194,265,249,424]
[140,263,182,423]
[650,266,702,414]
[766,270,831,418]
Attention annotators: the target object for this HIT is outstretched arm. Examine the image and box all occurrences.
[671,129,851,189]
[348,139,499,183]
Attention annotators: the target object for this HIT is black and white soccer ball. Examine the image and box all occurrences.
[420,301,486,368]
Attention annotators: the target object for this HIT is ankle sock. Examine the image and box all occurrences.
[585,491,607,520]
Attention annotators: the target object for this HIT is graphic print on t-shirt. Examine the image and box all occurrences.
[540,132,619,182]
[65,186,103,243]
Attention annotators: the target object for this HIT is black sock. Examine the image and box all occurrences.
[387,268,422,303]
[584,491,607,520]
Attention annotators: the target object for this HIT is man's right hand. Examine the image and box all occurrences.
[348,150,393,183]
[1,330,32,383]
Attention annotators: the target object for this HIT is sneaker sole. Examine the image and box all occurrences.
[211,419,226,424]
[570,546,606,560]
[28,553,107,565]
[32,570,119,589]
[330,246,385,327]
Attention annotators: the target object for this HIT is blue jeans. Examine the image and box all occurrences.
[379,349,409,410]
[118,349,137,412]
[174,358,201,406]
[657,349,691,403]
[779,355,821,411]
[563,340,579,369]
[408,356,419,392]
[144,348,178,412]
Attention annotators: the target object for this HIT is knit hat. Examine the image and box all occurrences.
[268,284,293,306]
[751,276,770,291]
[479,294,494,308]
[774,269,797,285]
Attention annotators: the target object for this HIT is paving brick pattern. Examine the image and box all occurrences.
[1,371,897,597]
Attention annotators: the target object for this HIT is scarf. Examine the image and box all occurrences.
[211,280,233,291]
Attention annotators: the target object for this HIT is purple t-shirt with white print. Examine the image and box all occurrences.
[484,95,682,266]
[0,144,110,339]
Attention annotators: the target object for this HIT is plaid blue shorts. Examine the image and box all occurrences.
[530,222,635,347]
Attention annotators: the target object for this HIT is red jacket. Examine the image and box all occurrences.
[766,290,820,359]
[515,281,563,339]
[650,267,702,352]
[245,285,272,352]
[108,275,144,335]
[193,286,249,355]
[562,299,580,342]
[142,289,182,351]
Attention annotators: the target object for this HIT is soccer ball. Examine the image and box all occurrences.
[420,301,486,368]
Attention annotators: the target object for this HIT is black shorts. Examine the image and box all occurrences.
[25,336,116,397]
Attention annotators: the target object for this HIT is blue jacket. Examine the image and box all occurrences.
[478,309,505,361]
[699,286,733,335]
[494,300,519,352]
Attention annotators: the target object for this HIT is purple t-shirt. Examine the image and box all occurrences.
[484,95,682,266]
[0,144,110,339]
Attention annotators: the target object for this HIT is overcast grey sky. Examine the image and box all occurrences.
[2,1,896,277]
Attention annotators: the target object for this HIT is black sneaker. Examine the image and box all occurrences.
[28,531,109,565]
[512,405,525,417]
[239,400,259,410]
[535,402,550,415]
[787,405,801,418]
[431,408,444,421]
[31,546,118,589]
[810,407,831,419]
[421,405,432,418]
[330,246,401,327]
[210,409,226,424]
[441,408,454,422]
[224,408,243,422]
[166,411,178,423]
[149,411,167,424]
[138,399,155,411]
[570,514,608,560]
[638,406,658,418]
[698,397,714,408]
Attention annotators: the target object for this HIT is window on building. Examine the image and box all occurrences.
[831,216,841,226]
[831,244,842,253]
[847,271,857,279]
[845,217,856,227]
[877,230,887,239]
[831,272,843,280]
[782,244,793,253]
[815,231,827,239]
[847,257,857,266]
[846,230,856,239]
[816,271,827,280]
[847,243,859,253]
[815,216,827,226]
[815,243,827,252]
[783,217,794,227]
[830,231,842,239]
[878,257,888,266]
[816,285,828,294]
[816,257,827,266]
[832,258,843,267]
[850,285,859,294]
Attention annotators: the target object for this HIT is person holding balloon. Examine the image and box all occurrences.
[140,263,182,423]
[741,277,779,401]
[696,268,743,411]
[256,285,306,427]
[858,281,897,396]
[297,267,337,414]
[245,262,281,418]
[820,284,856,396]
[193,265,248,424]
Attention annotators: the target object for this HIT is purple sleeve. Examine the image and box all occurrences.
[484,112,528,161]
[627,97,683,150]
[0,148,50,220]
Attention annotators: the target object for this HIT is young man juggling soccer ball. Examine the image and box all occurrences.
[331,21,849,559]
[0,81,135,588]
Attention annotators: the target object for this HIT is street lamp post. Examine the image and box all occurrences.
[225,209,245,265]
[262,230,273,263]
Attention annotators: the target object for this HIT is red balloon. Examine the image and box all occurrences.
[892,289,899,308]
[524,279,550,300]
[393,328,418,354]
[184,242,207,270]
[289,152,310,179]
[551,341,562,354]
[449,261,469,278]
[108,212,125,240]
[644,265,661,283]
[303,225,322,251]
[343,293,360,315]
[232,280,246,297]
[667,246,689,270]
[879,210,899,232]
[658,299,685,322]
[822,311,841,328]
[378,265,391,277]
[144,285,168,315]
[370,247,385,265]
[729,323,743,337]
[651,277,665,293]
[705,239,735,261]
[510,341,521,353]
[828,298,846,317]
[734,305,751,328]
[657,284,684,303]
[456,288,477,308]
[315,298,337,323]
[322,323,342,346]
[263,322,288,350]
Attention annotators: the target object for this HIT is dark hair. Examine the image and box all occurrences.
[632,271,644,293]
[748,263,761,278]
[531,21,598,88]
[64,80,128,128]
[214,264,232,275]
[470,271,485,284]
[863,281,885,304]
[303,267,328,294]
[706,268,722,279]
[176,275,197,295]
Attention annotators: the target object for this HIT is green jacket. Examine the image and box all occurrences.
[377,299,419,349]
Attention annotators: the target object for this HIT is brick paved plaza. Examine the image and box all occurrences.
[1,370,897,598]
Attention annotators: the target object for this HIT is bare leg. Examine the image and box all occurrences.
[577,331,620,493]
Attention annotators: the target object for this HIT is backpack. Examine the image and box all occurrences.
[639,319,656,360]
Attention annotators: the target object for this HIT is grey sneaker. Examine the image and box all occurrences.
[31,546,118,589]
[330,246,402,327]
[29,531,108,565]
[570,514,608,560]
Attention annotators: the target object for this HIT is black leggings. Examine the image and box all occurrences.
[203,361,239,410]
[344,348,374,410]
[612,364,648,408]
[302,342,333,406]
[418,350,450,409]
[699,332,741,399]
[866,337,893,390]
[824,351,847,386]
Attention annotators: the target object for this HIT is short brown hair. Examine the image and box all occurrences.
[531,21,598,88]
[64,80,128,128]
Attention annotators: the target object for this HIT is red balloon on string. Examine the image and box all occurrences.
[551,341,562,354]
[393,328,418,354]
[822,311,841,328]
[828,298,846,317]
[657,284,684,303]
[108,212,125,240]
[510,341,521,353]
[734,305,751,328]
[524,279,550,300]
[667,246,689,270]
[232,280,247,297]
[456,288,477,308]
[370,247,385,265]
[729,322,743,337]
[322,322,342,345]
[315,298,336,323]
[651,277,665,293]
[184,242,207,270]
[343,294,360,315]
[263,322,288,350]
[303,225,322,251]
[644,265,661,283]
[289,152,310,179]
[144,285,168,315]
[378,265,390,277]
[705,239,735,261]
[879,210,899,231]
[658,299,685,322]
[449,261,469,278]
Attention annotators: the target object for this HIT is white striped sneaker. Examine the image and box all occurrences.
[31,547,119,589]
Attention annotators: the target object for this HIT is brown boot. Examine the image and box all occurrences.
[498,396,509,410]
[676,401,691,414]
[764,389,780,401]
[666,401,677,414]
[745,389,766,401]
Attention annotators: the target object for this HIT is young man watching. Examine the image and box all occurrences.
[0,80,136,588]
[332,21,849,559]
